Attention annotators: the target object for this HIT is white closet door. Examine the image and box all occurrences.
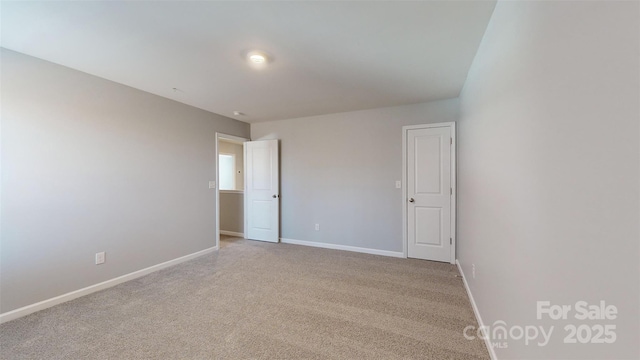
[407,126,452,262]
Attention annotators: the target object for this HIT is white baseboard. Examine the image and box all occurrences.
[280,238,404,258]
[456,260,498,360]
[0,247,216,324]
[219,230,244,238]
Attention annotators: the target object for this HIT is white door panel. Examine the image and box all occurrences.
[415,207,442,246]
[251,147,272,190]
[245,140,279,242]
[414,135,442,194]
[407,126,453,262]
[251,200,272,229]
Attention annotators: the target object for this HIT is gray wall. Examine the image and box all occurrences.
[1,49,250,313]
[251,99,458,252]
[219,192,244,234]
[457,1,639,359]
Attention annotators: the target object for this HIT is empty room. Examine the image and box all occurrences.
[1,1,638,359]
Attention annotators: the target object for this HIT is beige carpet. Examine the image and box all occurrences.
[0,236,489,359]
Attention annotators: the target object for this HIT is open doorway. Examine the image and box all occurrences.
[215,133,249,250]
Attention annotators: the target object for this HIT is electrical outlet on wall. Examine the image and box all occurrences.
[95,252,106,265]
[395,181,401,189]
[315,224,320,231]
[472,264,476,279]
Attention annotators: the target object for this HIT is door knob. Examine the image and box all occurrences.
[272,194,278,198]
[409,198,415,203]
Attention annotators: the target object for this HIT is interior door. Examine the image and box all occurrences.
[245,140,279,242]
[407,126,452,262]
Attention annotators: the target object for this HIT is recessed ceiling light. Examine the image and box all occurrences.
[247,50,269,65]
[250,54,266,63]
[233,111,244,116]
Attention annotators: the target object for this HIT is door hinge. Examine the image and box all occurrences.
[450,238,452,245]
[450,137,452,145]
[450,187,452,195]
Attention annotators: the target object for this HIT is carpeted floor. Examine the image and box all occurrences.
[0,236,489,359]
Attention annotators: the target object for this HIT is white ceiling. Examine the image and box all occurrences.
[1,1,496,123]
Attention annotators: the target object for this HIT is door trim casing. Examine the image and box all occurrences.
[402,122,456,264]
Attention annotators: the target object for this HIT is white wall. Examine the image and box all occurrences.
[219,140,244,190]
[251,99,458,253]
[457,1,639,359]
[1,49,250,313]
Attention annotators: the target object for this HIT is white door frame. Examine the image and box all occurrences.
[215,132,250,250]
[402,122,456,264]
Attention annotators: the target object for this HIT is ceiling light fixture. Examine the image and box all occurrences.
[250,54,266,64]
[233,111,245,116]
[247,50,269,65]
